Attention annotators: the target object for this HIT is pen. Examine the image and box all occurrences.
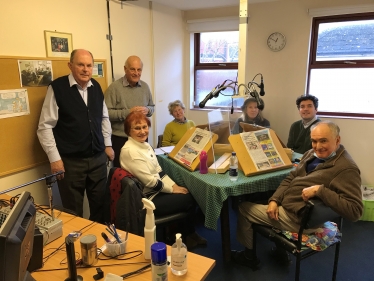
[125,222,129,241]
[101,232,111,243]
[111,224,121,243]
[106,227,120,243]
[105,227,115,237]
[105,222,113,230]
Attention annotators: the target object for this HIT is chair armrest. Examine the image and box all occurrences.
[305,199,341,229]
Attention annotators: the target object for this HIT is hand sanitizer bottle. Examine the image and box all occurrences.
[142,198,156,260]
[171,233,188,276]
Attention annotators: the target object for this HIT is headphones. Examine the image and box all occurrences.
[241,98,265,111]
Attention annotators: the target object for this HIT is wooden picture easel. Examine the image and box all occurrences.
[228,128,292,177]
[168,127,218,172]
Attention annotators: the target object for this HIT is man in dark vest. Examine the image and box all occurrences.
[37,49,114,222]
[287,95,321,154]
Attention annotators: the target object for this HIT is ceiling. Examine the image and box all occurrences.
[147,0,271,11]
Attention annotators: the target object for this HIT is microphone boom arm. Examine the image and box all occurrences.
[0,171,63,195]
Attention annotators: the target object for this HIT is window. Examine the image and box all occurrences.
[307,13,374,118]
[194,31,244,109]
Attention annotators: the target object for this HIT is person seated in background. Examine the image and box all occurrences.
[231,121,363,269]
[287,95,320,154]
[120,111,206,249]
[161,100,195,147]
[232,97,270,134]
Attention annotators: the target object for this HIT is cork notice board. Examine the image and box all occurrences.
[0,56,107,177]
[228,128,292,177]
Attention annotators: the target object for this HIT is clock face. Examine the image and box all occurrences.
[267,32,286,52]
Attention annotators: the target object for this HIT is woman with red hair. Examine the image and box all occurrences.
[120,111,206,249]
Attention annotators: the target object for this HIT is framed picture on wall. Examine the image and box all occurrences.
[44,30,73,58]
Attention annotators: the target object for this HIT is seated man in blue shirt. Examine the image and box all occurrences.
[287,95,320,154]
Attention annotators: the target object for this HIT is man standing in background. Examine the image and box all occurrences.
[287,95,320,154]
[37,49,114,222]
[104,55,155,167]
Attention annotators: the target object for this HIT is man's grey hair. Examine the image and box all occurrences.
[168,100,185,115]
[124,56,143,68]
[311,120,340,137]
[70,49,94,63]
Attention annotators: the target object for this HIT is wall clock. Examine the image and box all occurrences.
[267,32,286,52]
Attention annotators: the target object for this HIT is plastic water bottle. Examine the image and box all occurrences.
[229,152,238,181]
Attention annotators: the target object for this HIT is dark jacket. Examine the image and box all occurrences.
[269,145,363,223]
[104,167,146,235]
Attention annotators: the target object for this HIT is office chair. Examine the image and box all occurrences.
[106,167,189,241]
[252,199,342,281]
[157,134,163,148]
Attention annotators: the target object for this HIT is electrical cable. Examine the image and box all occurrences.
[41,221,96,266]
[121,263,151,279]
[34,261,150,272]
[98,249,143,260]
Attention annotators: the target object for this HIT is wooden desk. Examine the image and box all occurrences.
[32,216,215,280]
[157,153,301,262]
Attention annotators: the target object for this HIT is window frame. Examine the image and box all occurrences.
[193,32,239,110]
[307,12,374,119]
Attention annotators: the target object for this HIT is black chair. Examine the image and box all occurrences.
[106,167,189,241]
[252,200,342,281]
[157,134,163,148]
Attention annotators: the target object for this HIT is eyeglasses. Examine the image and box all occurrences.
[131,125,149,131]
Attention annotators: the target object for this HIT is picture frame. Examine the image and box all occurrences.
[44,30,73,58]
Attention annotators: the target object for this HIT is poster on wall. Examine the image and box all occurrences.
[0,89,30,119]
[18,60,53,87]
[92,62,104,78]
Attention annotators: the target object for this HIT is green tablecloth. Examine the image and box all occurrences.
[157,154,298,230]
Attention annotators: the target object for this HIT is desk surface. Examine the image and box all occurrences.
[158,154,300,230]
[31,216,215,280]
[0,194,215,280]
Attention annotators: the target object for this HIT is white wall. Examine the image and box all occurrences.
[152,3,185,138]
[184,0,374,185]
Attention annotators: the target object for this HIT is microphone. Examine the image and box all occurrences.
[199,84,219,108]
[259,76,265,96]
[250,89,264,111]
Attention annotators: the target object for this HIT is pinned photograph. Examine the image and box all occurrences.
[18,60,53,87]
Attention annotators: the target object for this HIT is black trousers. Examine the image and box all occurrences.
[58,151,107,223]
[153,192,196,236]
